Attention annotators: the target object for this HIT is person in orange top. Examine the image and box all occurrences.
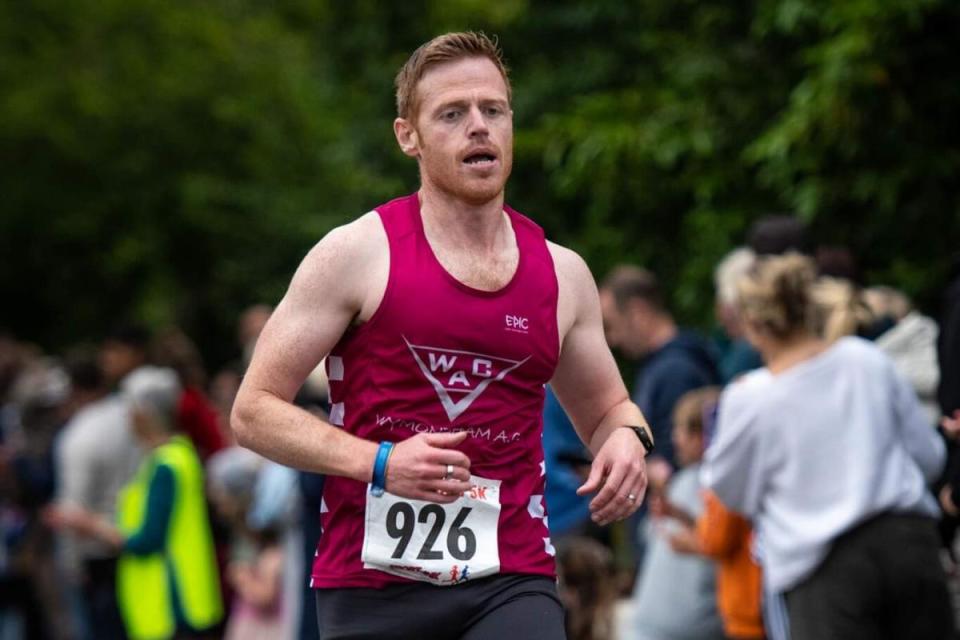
[666,491,765,640]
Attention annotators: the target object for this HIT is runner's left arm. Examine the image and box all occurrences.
[547,243,652,526]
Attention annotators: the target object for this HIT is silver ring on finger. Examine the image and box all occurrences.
[627,493,636,502]
[444,464,454,480]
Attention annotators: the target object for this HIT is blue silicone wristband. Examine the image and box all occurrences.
[370,441,394,497]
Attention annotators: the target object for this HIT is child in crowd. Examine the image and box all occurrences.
[653,387,765,640]
[224,523,286,640]
[557,537,618,640]
[629,387,725,640]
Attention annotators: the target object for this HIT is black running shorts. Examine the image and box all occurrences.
[315,573,566,640]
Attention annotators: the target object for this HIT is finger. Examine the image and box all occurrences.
[593,491,632,525]
[424,464,471,484]
[576,458,606,496]
[430,478,473,496]
[595,475,645,524]
[589,464,626,514]
[415,482,471,504]
[429,448,472,470]
[423,431,469,447]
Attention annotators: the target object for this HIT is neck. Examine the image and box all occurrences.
[646,316,678,353]
[418,185,506,251]
[761,333,826,374]
[144,432,174,450]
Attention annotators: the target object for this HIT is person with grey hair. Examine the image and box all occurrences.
[47,366,224,640]
[713,248,763,382]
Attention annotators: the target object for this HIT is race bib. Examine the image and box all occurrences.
[362,475,501,586]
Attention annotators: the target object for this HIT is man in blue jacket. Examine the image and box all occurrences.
[600,265,719,470]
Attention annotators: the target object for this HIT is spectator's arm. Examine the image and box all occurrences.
[891,363,946,482]
[695,490,747,559]
[700,384,767,518]
[228,547,283,609]
[56,428,96,509]
[123,464,174,556]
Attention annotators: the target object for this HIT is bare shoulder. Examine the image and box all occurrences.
[547,241,593,285]
[292,211,388,320]
[547,241,599,338]
[299,211,385,282]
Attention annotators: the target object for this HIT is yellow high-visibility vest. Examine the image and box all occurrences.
[116,435,223,640]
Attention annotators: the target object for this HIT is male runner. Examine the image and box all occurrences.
[232,32,653,639]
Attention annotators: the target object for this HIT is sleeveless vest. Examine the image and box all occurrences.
[117,435,223,639]
[311,193,561,588]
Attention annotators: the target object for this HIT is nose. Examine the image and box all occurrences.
[466,105,489,138]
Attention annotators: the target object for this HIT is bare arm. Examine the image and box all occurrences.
[231,215,381,481]
[231,213,472,501]
[548,243,652,525]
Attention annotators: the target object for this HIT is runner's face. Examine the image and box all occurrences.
[399,57,513,205]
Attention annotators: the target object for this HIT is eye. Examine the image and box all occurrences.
[440,109,462,122]
[485,106,504,117]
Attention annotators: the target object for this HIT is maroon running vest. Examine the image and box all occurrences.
[310,193,561,588]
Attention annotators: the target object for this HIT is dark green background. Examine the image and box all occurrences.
[3,0,958,368]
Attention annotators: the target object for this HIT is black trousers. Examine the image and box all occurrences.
[785,513,955,640]
[315,574,566,640]
[82,557,127,640]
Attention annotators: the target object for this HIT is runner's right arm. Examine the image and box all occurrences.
[231,214,472,502]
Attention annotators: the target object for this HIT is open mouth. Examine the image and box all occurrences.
[463,152,497,166]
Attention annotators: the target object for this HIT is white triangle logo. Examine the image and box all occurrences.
[404,336,529,422]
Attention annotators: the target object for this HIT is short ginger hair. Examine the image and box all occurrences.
[394,31,511,121]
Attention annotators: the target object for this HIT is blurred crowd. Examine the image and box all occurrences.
[548,215,960,640]
[0,305,328,640]
[1,213,959,640]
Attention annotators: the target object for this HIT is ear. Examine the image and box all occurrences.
[394,117,420,158]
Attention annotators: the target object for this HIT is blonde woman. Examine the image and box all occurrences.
[701,253,952,640]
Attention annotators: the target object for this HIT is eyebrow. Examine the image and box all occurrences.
[431,97,509,117]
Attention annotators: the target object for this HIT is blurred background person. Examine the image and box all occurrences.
[933,257,960,576]
[557,537,618,640]
[237,305,272,369]
[703,253,952,640]
[224,520,286,640]
[48,367,223,640]
[0,350,69,640]
[627,387,724,640]
[599,265,719,472]
[542,386,594,542]
[52,351,110,640]
[53,326,152,640]
[745,214,808,257]
[712,248,762,383]
[653,389,765,640]
[809,276,878,343]
[599,265,719,568]
[940,256,960,433]
[863,285,941,424]
[152,327,228,462]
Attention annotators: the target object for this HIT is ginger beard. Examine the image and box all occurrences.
[399,57,514,207]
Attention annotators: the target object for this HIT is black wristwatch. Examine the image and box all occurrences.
[624,425,654,456]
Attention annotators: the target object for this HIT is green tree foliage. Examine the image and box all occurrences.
[2,0,958,365]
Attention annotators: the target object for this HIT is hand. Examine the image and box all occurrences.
[227,562,253,588]
[940,485,959,517]
[646,456,673,494]
[384,432,473,504]
[649,492,668,519]
[941,410,960,440]
[576,426,647,526]
[43,504,123,547]
[43,505,100,536]
[668,525,702,555]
